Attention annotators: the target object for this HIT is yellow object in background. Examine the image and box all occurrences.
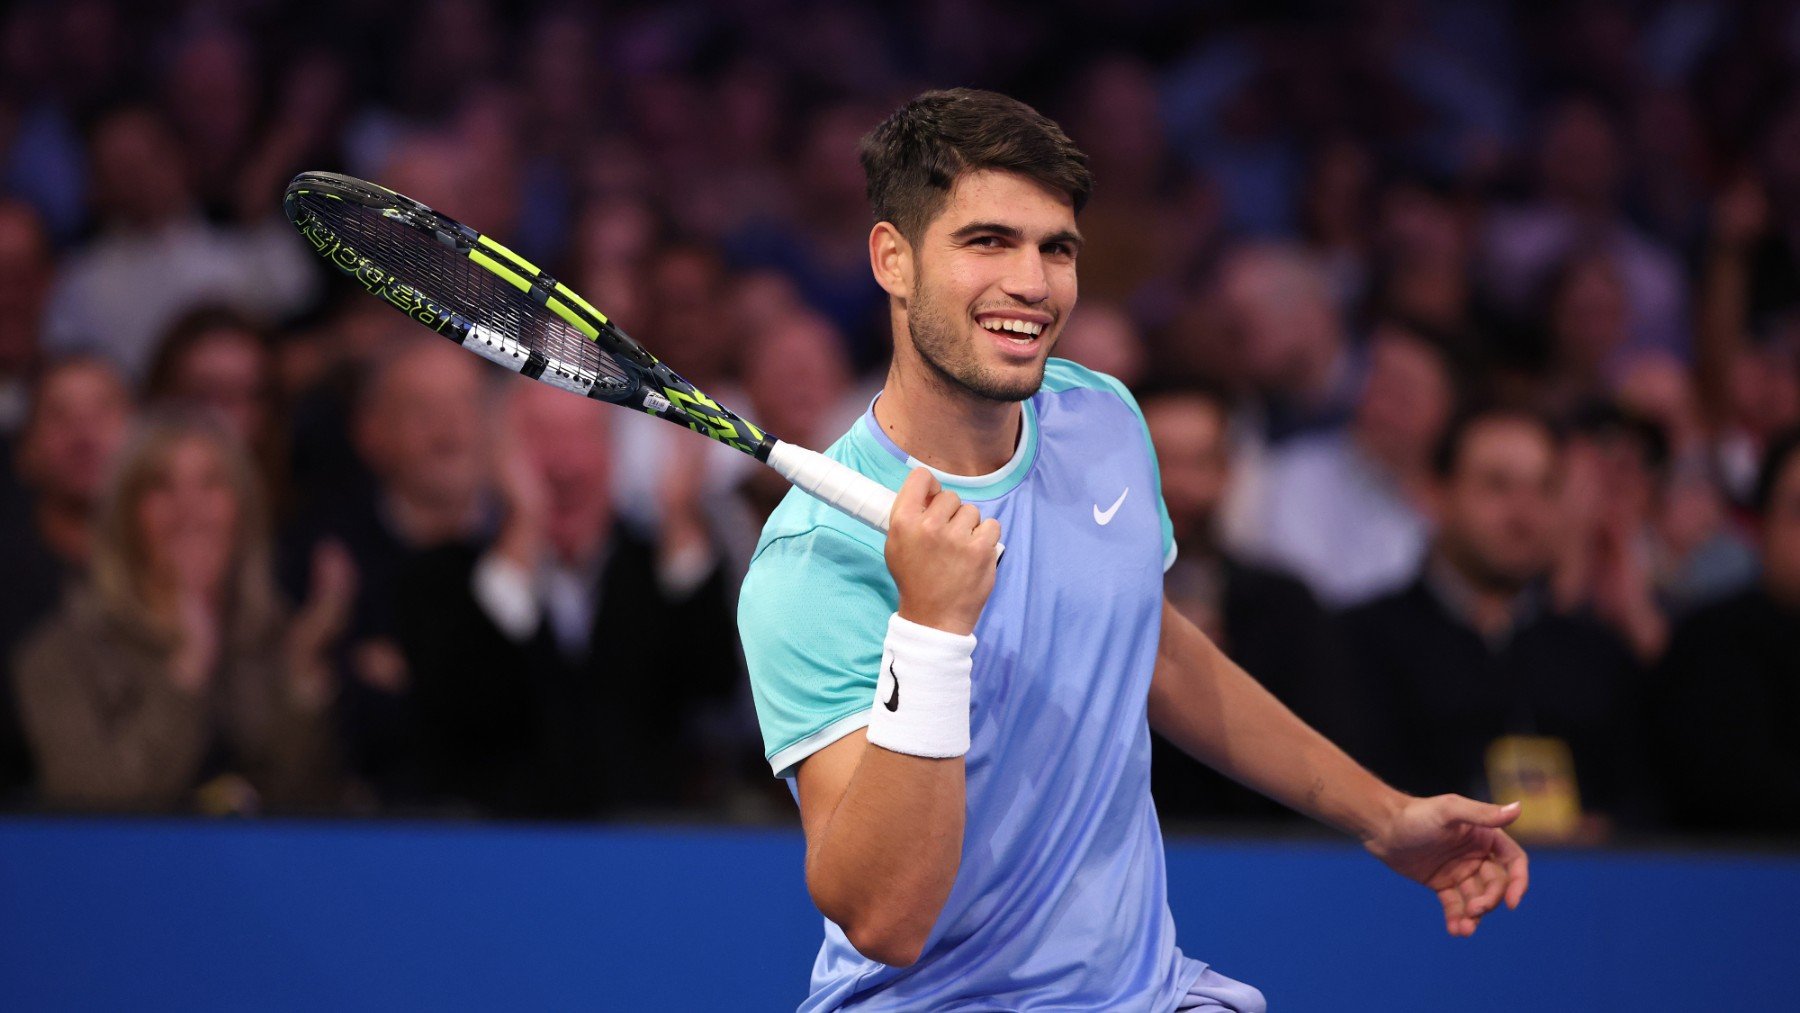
[1487,735,1582,841]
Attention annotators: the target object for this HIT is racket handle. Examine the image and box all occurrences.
[765,440,895,533]
[763,441,1006,559]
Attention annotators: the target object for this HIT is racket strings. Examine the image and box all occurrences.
[297,193,631,392]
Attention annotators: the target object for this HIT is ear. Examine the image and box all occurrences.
[869,222,913,301]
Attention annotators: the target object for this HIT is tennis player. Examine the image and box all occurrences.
[738,88,1529,1012]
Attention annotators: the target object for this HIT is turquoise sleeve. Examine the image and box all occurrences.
[1092,372,1178,571]
[737,524,899,776]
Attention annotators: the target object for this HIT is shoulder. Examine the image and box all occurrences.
[1039,358,1139,408]
[750,420,892,566]
[1341,579,1433,632]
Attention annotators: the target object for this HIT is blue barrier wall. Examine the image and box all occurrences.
[1,819,1796,1011]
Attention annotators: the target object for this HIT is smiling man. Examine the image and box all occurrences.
[737,89,1530,1012]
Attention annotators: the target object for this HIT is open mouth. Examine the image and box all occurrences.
[978,316,1047,352]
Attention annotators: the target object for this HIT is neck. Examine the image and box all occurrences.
[384,488,476,548]
[875,357,1023,477]
[1431,550,1526,640]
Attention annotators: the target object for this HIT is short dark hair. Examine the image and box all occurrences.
[1754,427,1800,517]
[859,88,1092,242]
[1431,404,1562,480]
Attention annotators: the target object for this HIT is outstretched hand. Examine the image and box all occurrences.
[1364,795,1530,938]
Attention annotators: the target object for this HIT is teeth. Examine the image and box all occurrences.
[980,319,1044,337]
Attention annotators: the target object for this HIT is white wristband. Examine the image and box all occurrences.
[865,614,976,759]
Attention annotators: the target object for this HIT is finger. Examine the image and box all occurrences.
[1493,831,1531,909]
[1437,885,1468,937]
[893,468,939,517]
[1455,875,1486,923]
[975,517,1003,547]
[1471,858,1508,917]
[1437,795,1522,830]
[952,502,984,534]
[923,486,963,524]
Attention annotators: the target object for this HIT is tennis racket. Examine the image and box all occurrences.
[282,171,896,535]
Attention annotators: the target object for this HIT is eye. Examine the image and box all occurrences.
[968,234,1002,248]
[1043,242,1073,258]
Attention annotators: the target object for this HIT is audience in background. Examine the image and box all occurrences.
[280,336,492,803]
[0,0,1793,836]
[12,413,345,813]
[0,356,134,798]
[1249,318,1459,606]
[143,307,288,512]
[38,106,315,379]
[1142,387,1348,824]
[394,380,741,817]
[1343,410,1654,842]
[1652,431,1800,838]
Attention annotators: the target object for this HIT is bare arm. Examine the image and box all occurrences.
[796,730,963,967]
[1148,597,1530,935]
[1148,597,1404,838]
[793,468,999,967]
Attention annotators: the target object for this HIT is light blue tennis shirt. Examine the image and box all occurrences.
[740,360,1247,1011]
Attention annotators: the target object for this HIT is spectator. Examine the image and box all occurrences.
[394,378,744,817]
[1651,429,1800,837]
[143,306,288,515]
[1343,408,1656,842]
[1481,94,1689,359]
[39,105,316,379]
[1209,243,1359,444]
[280,335,492,803]
[1250,318,1459,606]
[0,355,134,798]
[1142,386,1350,824]
[12,412,347,813]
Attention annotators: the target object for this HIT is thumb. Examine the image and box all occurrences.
[1441,795,1521,829]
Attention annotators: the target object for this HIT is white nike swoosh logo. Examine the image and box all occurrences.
[1093,487,1129,525]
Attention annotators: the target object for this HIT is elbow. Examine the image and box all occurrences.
[841,917,928,968]
[807,878,932,968]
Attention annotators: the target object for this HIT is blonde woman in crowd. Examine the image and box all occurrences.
[12,412,349,813]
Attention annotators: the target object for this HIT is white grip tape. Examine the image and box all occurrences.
[765,440,896,533]
[866,614,976,759]
[763,440,1006,558]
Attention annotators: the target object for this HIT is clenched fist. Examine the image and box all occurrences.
[886,468,1003,636]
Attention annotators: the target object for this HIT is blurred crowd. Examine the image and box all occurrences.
[1,0,1797,844]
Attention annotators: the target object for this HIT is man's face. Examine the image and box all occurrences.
[507,382,612,565]
[20,361,133,507]
[1144,395,1230,546]
[901,169,1080,402]
[1435,418,1560,592]
[358,343,486,509]
[1356,326,1455,464]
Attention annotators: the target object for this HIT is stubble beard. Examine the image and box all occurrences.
[907,276,1046,404]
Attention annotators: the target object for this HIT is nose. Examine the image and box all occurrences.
[1002,247,1050,305]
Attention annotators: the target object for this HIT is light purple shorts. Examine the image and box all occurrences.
[1174,965,1267,1012]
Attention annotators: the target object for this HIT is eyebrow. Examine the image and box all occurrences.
[949,221,1084,248]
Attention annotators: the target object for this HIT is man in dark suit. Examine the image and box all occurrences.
[1652,429,1800,838]
[394,378,743,818]
[1342,408,1656,841]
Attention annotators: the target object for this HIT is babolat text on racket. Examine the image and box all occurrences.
[282,171,898,534]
